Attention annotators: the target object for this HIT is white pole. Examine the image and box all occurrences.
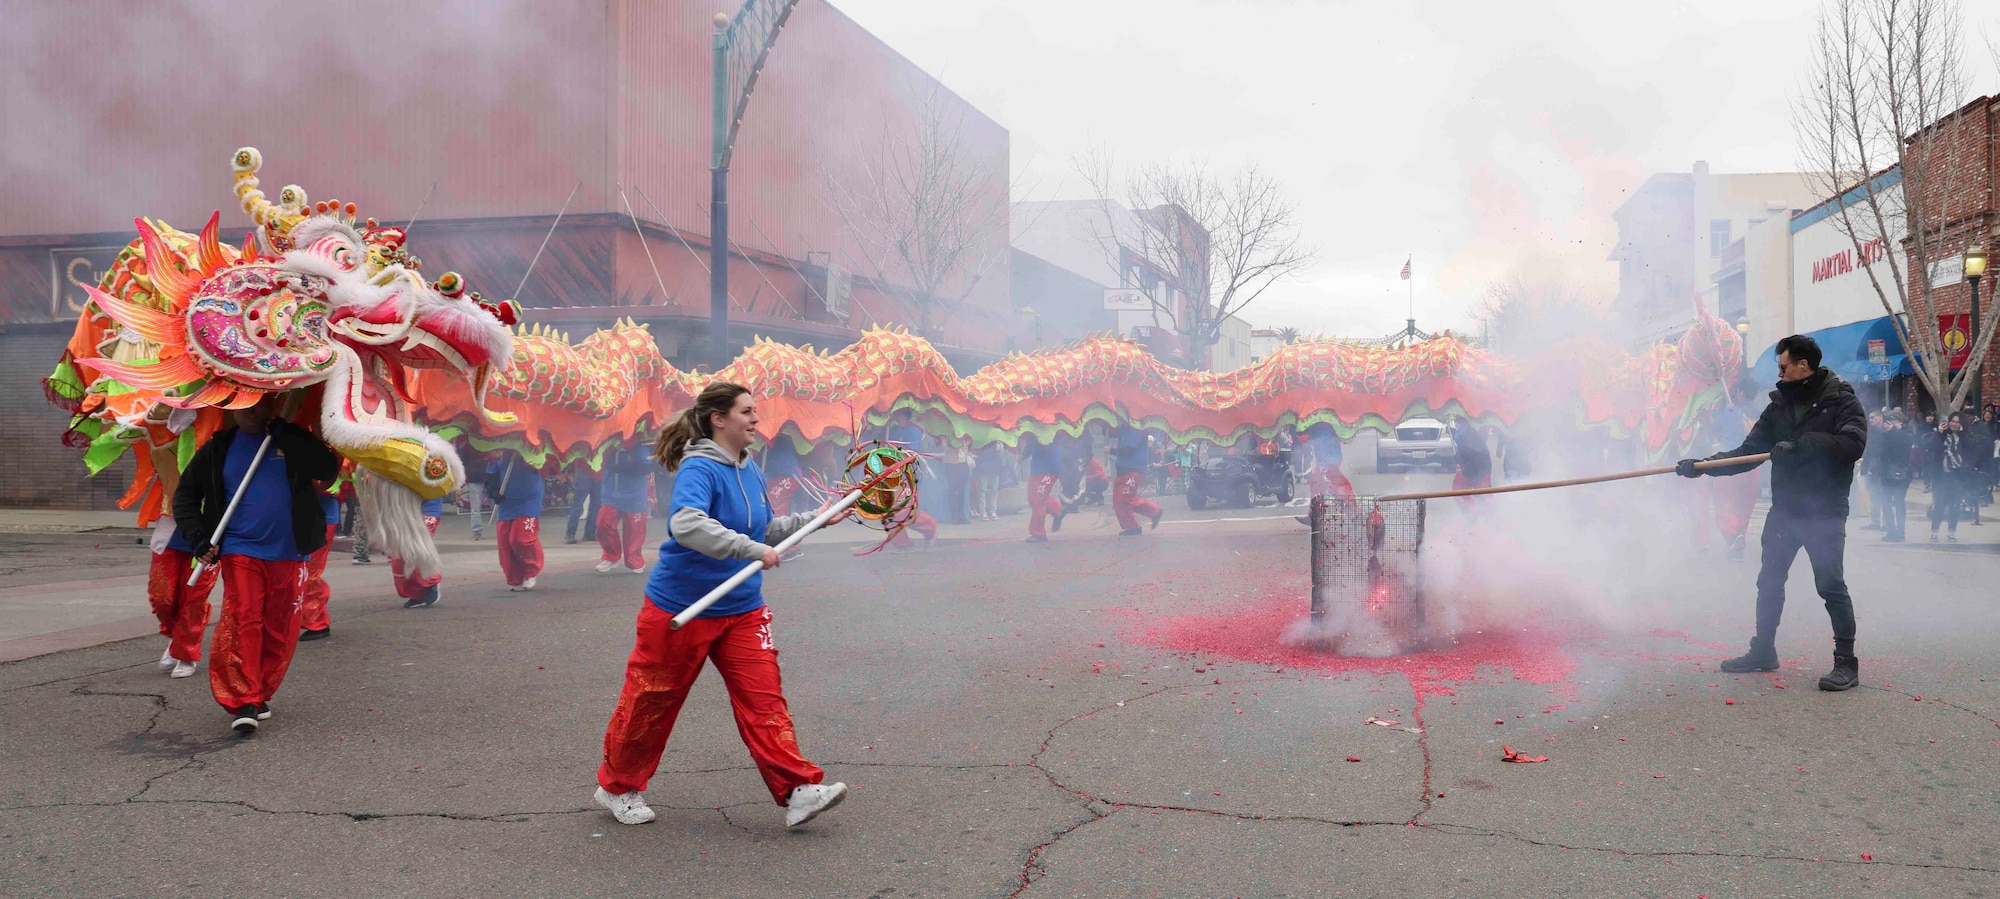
[187,430,275,586]
[669,487,868,630]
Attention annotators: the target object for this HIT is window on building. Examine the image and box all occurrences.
[1709,220,1731,256]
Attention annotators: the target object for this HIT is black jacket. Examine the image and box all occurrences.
[1703,368,1867,518]
[1865,426,1916,484]
[172,422,341,558]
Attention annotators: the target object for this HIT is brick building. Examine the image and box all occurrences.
[0,1,1008,509]
[1902,94,2000,411]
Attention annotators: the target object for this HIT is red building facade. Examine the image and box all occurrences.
[1903,94,2000,409]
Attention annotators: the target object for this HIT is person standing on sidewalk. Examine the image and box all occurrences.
[489,450,546,591]
[1869,410,1915,543]
[593,382,850,829]
[564,458,600,545]
[1112,422,1162,536]
[1676,335,1866,691]
[172,396,339,734]
[597,440,658,574]
[972,440,1006,520]
[457,439,490,541]
[1929,414,1971,543]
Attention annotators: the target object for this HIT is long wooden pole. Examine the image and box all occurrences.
[1378,453,1771,503]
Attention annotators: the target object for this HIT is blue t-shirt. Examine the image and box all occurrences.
[167,525,194,555]
[220,433,305,562]
[602,452,655,514]
[422,496,444,518]
[319,493,341,525]
[645,456,772,620]
[1027,443,1063,476]
[1114,430,1150,476]
[1310,435,1343,466]
[488,459,545,521]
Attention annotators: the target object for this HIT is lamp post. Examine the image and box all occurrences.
[1968,244,1988,412]
[709,1,800,368]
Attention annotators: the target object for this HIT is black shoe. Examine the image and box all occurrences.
[564,536,579,545]
[1718,637,1779,673]
[298,627,331,642]
[231,706,260,735]
[1726,535,1746,562]
[1051,509,1067,533]
[254,702,272,721]
[1025,534,1049,544]
[403,584,441,609]
[1149,510,1163,530]
[351,557,372,566]
[1818,655,1860,691]
[1119,527,1143,536]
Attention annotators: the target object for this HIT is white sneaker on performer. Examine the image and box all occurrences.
[158,647,176,671]
[170,660,198,679]
[594,787,656,825]
[784,782,849,828]
[624,566,645,575]
[521,576,536,590]
[595,560,616,573]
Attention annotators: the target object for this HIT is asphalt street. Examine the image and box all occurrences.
[2,470,1998,898]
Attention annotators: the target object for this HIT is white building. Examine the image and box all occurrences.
[1012,199,1208,365]
[1211,314,1254,372]
[1768,168,1910,404]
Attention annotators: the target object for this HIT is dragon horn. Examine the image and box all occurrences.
[232,147,280,228]
[195,211,228,273]
[134,219,201,305]
[83,282,183,345]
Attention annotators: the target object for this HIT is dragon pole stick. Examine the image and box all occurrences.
[669,487,867,630]
[187,430,277,586]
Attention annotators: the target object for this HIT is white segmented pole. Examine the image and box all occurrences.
[187,430,276,586]
[669,487,868,630]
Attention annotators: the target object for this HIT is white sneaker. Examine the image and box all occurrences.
[784,782,848,828]
[158,647,177,671]
[170,660,198,679]
[594,787,656,825]
[521,576,536,590]
[625,566,645,575]
[595,560,616,573]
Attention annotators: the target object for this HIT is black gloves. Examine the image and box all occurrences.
[1675,459,1701,478]
[1773,441,1797,456]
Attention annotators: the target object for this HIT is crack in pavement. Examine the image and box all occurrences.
[1862,684,2000,728]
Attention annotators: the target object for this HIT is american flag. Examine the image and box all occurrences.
[1399,257,1411,280]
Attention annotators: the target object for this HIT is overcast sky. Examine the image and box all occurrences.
[836,0,2000,338]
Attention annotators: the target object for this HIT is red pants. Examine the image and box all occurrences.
[497,515,545,585]
[298,523,337,632]
[598,602,824,805]
[390,515,442,600]
[1113,471,1161,530]
[209,555,307,710]
[1309,466,1355,499]
[598,507,650,569]
[769,476,799,517]
[147,548,218,663]
[889,510,939,548]
[1027,474,1063,536]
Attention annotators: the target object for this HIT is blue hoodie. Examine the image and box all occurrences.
[645,439,814,619]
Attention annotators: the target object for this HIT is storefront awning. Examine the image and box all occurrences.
[1752,316,1912,385]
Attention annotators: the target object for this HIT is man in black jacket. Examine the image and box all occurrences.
[173,396,340,734]
[1678,335,1867,690]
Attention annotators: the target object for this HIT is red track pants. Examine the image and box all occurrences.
[1113,472,1161,530]
[147,548,218,663]
[298,523,337,632]
[769,476,799,517]
[496,516,545,585]
[598,507,650,570]
[1309,466,1355,499]
[598,602,824,805]
[209,555,307,710]
[389,515,442,600]
[889,510,939,548]
[1027,474,1063,537]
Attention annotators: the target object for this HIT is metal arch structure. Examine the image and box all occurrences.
[709,0,801,366]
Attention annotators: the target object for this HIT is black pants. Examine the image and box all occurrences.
[1755,511,1855,645]
[1874,476,1908,539]
[943,462,971,525]
[1930,472,1967,533]
[566,477,599,541]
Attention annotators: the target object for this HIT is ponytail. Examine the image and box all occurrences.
[653,381,750,471]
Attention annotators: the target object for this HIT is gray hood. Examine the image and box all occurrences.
[683,438,748,468]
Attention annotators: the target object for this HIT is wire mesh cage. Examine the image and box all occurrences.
[1308,494,1426,653]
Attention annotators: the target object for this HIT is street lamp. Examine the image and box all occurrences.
[1968,244,1988,412]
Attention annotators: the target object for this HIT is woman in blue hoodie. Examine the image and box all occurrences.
[595,382,851,830]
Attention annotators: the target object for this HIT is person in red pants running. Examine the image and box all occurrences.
[1020,434,1067,543]
[387,496,446,608]
[1111,423,1163,536]
[595,382,851,829]
[488,450,546,590]
[172,397,338,735]
[597,441,657,574]
[148,516,219,678]
[296,488,342,641]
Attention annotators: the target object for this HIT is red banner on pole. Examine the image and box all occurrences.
[1940,313,1971,370]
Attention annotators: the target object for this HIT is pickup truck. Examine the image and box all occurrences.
[1375,417,1457,473]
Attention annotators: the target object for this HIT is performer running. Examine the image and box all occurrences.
[1112,423,1162,536]
[489,450,546,591]
[148,516,218,678]
[594,382,850,829]
[597,440,657,574]
[388,494,445,609]
[296,485,341,642]
[171,397,338,734]
[1020,433,1067,543]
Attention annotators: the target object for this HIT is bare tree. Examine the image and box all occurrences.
[1793,0,1988,411]
[819,83,1010,342]
[1472,274,1607,353]
[1077,153,1315,369]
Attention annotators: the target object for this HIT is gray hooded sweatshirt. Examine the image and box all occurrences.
[668,439,817,560]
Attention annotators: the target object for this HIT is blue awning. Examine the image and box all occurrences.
[1752,316,1912,385]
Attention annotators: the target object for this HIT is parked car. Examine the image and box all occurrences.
[1187,450,1294,509]
[1375,417,1457,473]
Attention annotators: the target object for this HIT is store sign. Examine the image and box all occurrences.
[1928,255,1964,289]
[1940,313,1971,370]
[1104,288,1151,311]
[1868,339,1887,364]
[47,246,125,321]
[1810,236,1891,283]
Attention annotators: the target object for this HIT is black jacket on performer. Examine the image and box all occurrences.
[1700,368,1866,518]
[172,422,341,559]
